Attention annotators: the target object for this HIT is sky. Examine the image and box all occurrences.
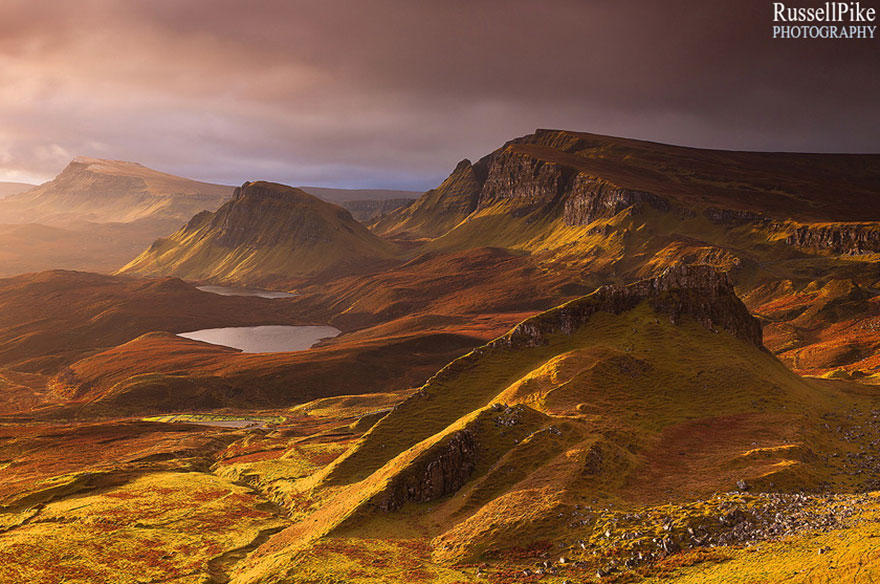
[0,0,878,190]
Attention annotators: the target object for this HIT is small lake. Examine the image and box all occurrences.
[177,325,340,353]
[197,285,296,299]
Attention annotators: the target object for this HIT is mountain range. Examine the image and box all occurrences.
[1,130,879,584]
[0,159,416,276]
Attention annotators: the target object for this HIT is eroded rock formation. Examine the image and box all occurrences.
[505,264,763,350]
[785,224,880,255]
[370,429,477,511]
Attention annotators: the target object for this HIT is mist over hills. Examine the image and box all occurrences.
[0,182,35,199]
[0,159,415,276]
[0,156,233,226]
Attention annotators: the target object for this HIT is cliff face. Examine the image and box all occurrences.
[370,429,477,511]
[377,129,880,242]
[477,148,669,225]
[477,149,576,209]
[504,264,764,350]
[784,223,880,255]
[562,176,669,225]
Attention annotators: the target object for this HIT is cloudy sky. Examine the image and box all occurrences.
[1,0,877,189]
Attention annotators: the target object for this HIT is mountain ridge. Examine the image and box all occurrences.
[0,157,233,226]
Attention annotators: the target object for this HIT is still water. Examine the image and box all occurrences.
[177,325,340,353]
[197,285,295,299]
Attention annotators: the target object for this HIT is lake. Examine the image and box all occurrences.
[197,285,296,299]
[177,325,340,353]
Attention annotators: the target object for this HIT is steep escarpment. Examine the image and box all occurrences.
[493,130,880,222]
[503,264,763,349]
[476,146,669,224]
[372,159,485,238]
[377,129,880,245]
[119,181,396,285]
[783,223,880,255]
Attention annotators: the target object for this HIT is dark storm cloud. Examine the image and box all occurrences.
[0,0,877,188]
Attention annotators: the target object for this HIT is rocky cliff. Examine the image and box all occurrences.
[503,264,764,350]
[784,223,880,255]
[477,147,669,225]
[417,265,764,393]
[376,129,880,240]
[369,429,478,511]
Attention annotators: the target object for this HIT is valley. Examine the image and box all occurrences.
[1,130,879,583]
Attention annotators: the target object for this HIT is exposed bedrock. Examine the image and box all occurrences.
[476,148,669,223]
[785,223,880,255]
[504,264,764,350]
[370,429,478,511]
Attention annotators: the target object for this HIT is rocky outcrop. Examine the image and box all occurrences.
[784,223,880,255]
[478,149,577,209]
[504,264,763,350]
[562,176,669,226]
[370,429,477,511]
[419,265,764,393]
[476,147,669,224]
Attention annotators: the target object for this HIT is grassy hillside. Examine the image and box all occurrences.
[217,270,880,584]
[120,181,398,286]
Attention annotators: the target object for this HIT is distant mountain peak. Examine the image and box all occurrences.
[0,158,234,226]
[119,179,395,285]
[70,155,146,168]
